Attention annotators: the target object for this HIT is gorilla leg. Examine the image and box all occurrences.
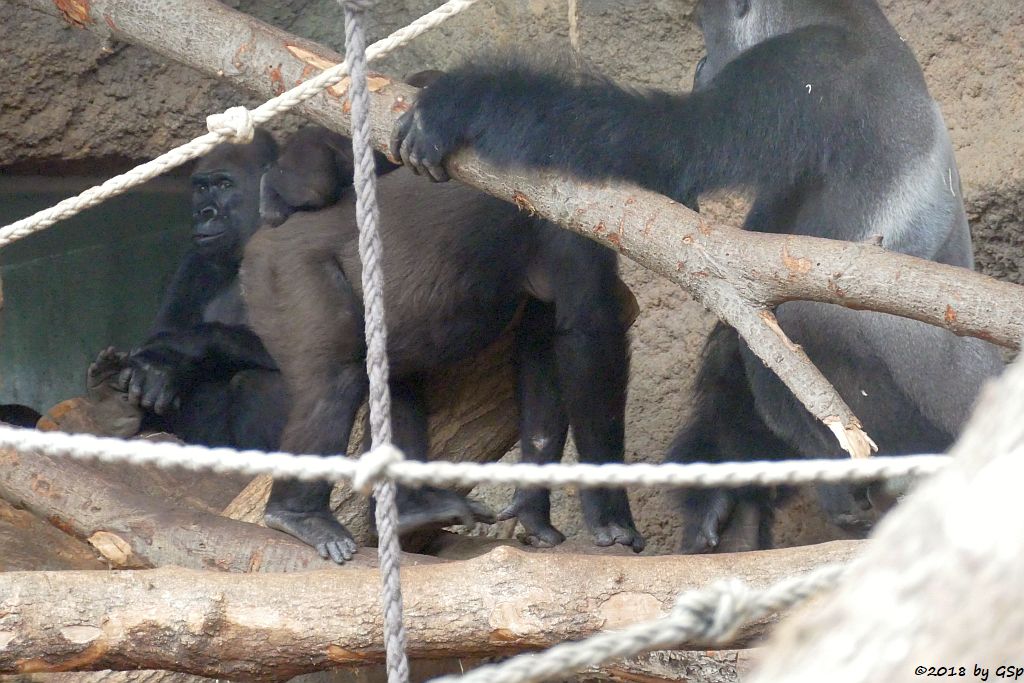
[544,231,642,552]
[741,302,988,533]
[669,324,782,554]
[498,299,570,547]
[225,369,290,450]
[267,362,367,563]
[159,369,288,450]
[384,377,495,535]
[243,224,367,563]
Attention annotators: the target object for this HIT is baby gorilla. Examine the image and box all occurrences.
[241,132,640,563]
[260,72,445,228]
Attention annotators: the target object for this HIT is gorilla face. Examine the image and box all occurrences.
[258,127,353,228]
[191,132,277,262]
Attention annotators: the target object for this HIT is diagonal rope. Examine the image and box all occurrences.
[340,2,409,682]
[428,564,846,683]
[0,0,481,248]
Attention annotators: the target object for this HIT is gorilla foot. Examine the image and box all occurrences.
[88,346,130,396]
[497,490,566,548]
[679,489,734,555]
[680,528,718,555]
[817,483,877,537]
[86,347,144,438]
[581,488,645,553]
[395,486,495,534]
[589,520,645,553]
[264,509,358,564]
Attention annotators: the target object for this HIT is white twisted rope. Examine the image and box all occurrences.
[340,1,409,681]
[0,425,949,490]
[0,0,481,248]
[429,564,846,683]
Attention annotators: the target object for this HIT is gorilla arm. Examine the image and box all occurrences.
[120,251,276,415]
[391,29,862,205]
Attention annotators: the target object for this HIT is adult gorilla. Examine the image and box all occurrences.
[101,131,289,450]
[391,0,1004,551]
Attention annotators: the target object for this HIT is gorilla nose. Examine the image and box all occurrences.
[199,206,218,221]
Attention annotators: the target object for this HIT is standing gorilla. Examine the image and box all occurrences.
[241,134,639,564]
[106,131,290,450]
[391,0,1004,551]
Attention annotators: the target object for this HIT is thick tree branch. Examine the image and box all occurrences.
[16,0,1024,456]
[0,442,436,571]
[0,541,860,680]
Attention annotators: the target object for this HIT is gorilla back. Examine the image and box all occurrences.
[243,168,637,563]
[391,0,1004,550]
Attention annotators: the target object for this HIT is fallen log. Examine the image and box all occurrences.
[0,442,435,571]
[0,541,859,680]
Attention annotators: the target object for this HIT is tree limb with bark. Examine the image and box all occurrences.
[0,540,860,680]
[15,0,1024,458]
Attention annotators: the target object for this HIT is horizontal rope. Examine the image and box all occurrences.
[0,425,948,492]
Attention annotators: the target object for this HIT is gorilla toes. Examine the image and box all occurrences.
[88,347,130,394]
[395,486,495,534]
[679,489,735,555]
[390,110,450,183]
[679,528,719,555]
[318,537,358,565]
[497,491,566,548]
[518,525,566,549]
[264,509,358,564]
[591,521,645,553]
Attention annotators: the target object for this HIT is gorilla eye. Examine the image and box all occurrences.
[218,179,233,190]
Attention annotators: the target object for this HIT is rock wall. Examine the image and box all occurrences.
[0,0,1020,553]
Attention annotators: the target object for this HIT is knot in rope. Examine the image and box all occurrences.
[343,0,379,10]
[206,106,255,144]
[672,579,756,643]
[353,444,404,494]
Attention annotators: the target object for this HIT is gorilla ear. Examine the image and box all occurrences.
[733,0,751,17]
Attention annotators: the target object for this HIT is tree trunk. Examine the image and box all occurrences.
[0,541,859,680]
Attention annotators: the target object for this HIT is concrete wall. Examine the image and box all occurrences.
[0,0,1020,553]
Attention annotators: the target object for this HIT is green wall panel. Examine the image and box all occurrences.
[0,183,190,412]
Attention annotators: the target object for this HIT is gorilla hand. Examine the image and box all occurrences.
[119,348,190,415]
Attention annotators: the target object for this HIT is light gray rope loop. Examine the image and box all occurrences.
[671,580,756,643]
[205,106,255,143]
